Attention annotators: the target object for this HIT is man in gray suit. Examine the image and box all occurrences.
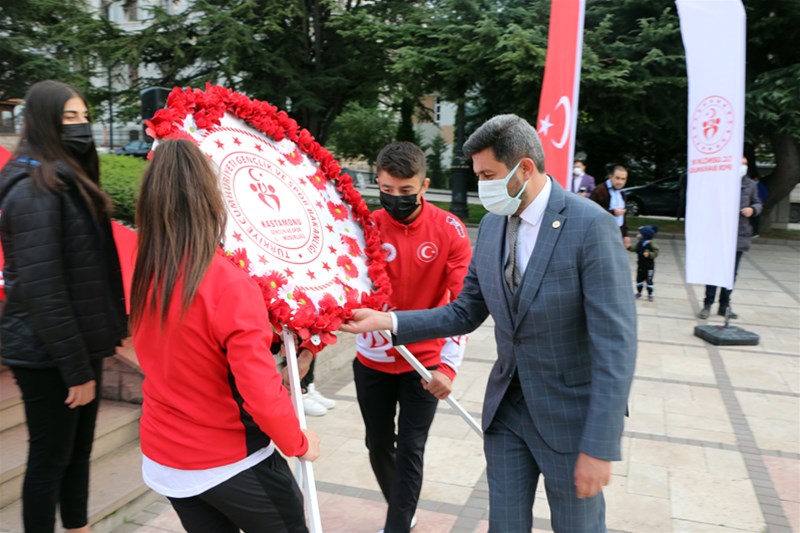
[340,114,637,532]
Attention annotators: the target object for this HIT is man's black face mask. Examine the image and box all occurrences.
[380,191,419,221]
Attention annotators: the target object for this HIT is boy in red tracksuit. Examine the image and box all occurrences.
[354,142,472,533]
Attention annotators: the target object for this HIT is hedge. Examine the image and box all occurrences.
[100,154,147,226]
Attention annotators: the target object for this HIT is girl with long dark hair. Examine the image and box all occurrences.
[0,80,128,532]
[130,139,319,533]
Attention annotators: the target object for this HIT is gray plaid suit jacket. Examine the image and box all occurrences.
[395,178,636,461]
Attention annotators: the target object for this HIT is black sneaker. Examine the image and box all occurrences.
[647,294,654,302]
[635,293,642,299]
[718,307,738,319]
[698,306,711,319]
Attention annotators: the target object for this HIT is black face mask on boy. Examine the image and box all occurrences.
[380,191,420,221]
[61,123,95,156]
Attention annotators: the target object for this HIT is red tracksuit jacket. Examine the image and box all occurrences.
[134,250,308,469]
[356,199,472,379]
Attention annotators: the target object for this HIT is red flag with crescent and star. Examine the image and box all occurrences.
[535,0,586,189]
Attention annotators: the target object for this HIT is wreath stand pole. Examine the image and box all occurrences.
[283,330,323,533]
[380,330,483,438]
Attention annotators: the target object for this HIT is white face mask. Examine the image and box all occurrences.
[740,164,748,178]
[573,167,584,177]
[478,160,527,216]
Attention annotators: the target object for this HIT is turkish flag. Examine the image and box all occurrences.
[0,146,11,170]
[535,0,586,188]
[111,222,137,313]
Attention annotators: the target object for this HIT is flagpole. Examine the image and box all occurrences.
[379,330,483,438]
[283,331,323,532]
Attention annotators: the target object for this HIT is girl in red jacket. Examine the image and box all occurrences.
[130,139,319,532]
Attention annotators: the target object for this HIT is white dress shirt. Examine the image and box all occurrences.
[507,176,553,277]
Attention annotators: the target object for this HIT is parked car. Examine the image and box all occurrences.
[112,140,151,158]
[623,177,686,218]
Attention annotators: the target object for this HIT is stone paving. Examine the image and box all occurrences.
[114,235,799,533]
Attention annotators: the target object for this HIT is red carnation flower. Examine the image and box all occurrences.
[230,248,251,272]
[340,235,362,257]
[258,271,287,299]
[283,148,304,165]
[336,255,358,279]
[309,169,327,191]
[327,201,349,222]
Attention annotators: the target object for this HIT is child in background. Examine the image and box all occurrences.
[631,225,659,301]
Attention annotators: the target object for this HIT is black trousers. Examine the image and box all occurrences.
[704,251,743,309]
[353,358,439,533]
[300,356,316,390]
[636,266,655,295]
[11,358,103,533]
[168,453,308,533]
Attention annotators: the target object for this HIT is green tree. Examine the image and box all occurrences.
[327,102,397,167]
[0,0,122,102]
[424,134,448,188]
[744,1,800,215]
[126,0,422,144]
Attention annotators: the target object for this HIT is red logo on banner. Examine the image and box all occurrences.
[690,95,734,155]
[536,0,585,189]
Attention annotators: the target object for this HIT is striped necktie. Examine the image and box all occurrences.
[504,216,521,290]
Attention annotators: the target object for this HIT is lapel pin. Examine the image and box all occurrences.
[552,221,561,229]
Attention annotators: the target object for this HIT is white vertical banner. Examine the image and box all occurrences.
[677,0,746,289]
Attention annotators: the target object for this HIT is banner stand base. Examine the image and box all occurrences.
[694,325,759,346]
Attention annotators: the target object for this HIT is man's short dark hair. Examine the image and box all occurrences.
[463,114,546,173]
[376,142,426,179]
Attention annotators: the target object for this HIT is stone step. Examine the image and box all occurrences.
[0,440,157,533]
[0,400,141,509]
[0,370,23,432]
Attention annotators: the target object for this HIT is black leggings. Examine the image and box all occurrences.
[167,453,308,533]
[11,358,103,533]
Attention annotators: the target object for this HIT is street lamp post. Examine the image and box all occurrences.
[449,101,469,220]
[107,65,114,150]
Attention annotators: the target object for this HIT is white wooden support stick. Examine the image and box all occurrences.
[283,330,323,533]
[379,330,483,438]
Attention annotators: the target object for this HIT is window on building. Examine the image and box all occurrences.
[124,1,138,21]
[0,109,14,134]
[434,96,442,124]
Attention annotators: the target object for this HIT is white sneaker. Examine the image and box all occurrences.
[302,393,327,417]
[307,383,336,409]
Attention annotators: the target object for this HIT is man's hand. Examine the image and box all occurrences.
[339,308,393,334]
[740,206,755,218]
[574,453,611,499]
[422,370,453,400]
[300,428,320,462]
[643,251,650,258]
[623,235,631,249]
[612,207,626,217]
[65,380,96,409]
